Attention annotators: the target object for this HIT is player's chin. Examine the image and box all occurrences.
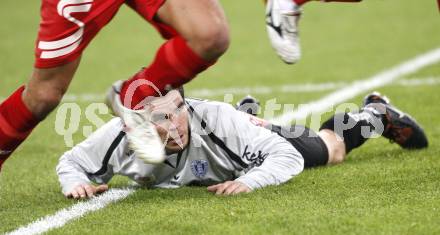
[165,136,188,153]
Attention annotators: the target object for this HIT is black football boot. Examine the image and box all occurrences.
[363,92,428,149]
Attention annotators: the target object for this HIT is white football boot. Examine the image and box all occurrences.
[266,0,302,64]
[106,80,165,164]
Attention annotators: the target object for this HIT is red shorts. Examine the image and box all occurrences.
[34,0,177,68]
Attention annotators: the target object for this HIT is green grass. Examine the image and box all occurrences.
[1,0,440,234]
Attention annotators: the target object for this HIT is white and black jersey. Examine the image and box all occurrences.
[56,99,304,194]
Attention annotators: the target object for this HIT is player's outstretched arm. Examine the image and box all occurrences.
[56,118,125,197]
[65,184,109,199]
[207,181,251,196]
[208,103,304,192]
[56,140,115,197]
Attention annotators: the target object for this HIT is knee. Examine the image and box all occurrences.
[318,129,346,165]
[190,22,230,60]
[206,26,230,57]
[329,147,346,164]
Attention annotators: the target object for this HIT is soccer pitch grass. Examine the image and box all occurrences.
[1,0,440,234]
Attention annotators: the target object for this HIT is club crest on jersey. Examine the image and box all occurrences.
[190,160,208,178]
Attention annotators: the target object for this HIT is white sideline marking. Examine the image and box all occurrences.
[4,48,440,234]
[188,81,346,97]
[270,48,440,125]
[0,77,439,103]
[58,81,347,102]
[6,188,135,235]
[397,76,440,86]
[58,77,440,101]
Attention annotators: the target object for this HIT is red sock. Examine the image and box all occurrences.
[0,86,40,170]
[120,36,214,109]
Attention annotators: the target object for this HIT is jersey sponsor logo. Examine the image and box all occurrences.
[241,145,269,167]
[190,160,208,178]
[38,0,94,59]
[0,149,12,156]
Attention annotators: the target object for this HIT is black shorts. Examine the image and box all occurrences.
[270,125,329,168]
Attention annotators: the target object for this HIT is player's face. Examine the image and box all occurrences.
[147,90,189,154]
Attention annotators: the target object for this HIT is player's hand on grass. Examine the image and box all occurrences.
[207,181,251,196]
[65,184,109,199]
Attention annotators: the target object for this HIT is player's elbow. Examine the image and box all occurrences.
[288,153,305,176]
[273,153,305,184]
[55,154,69,177]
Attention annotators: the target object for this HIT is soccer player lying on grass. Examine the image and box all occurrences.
[56,88,428,199]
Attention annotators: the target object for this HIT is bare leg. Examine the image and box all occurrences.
[119,0,230,108]
[0,58,80,169]
[318,129,346,165]
[156,0,230,61]
[23,58,81,119]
